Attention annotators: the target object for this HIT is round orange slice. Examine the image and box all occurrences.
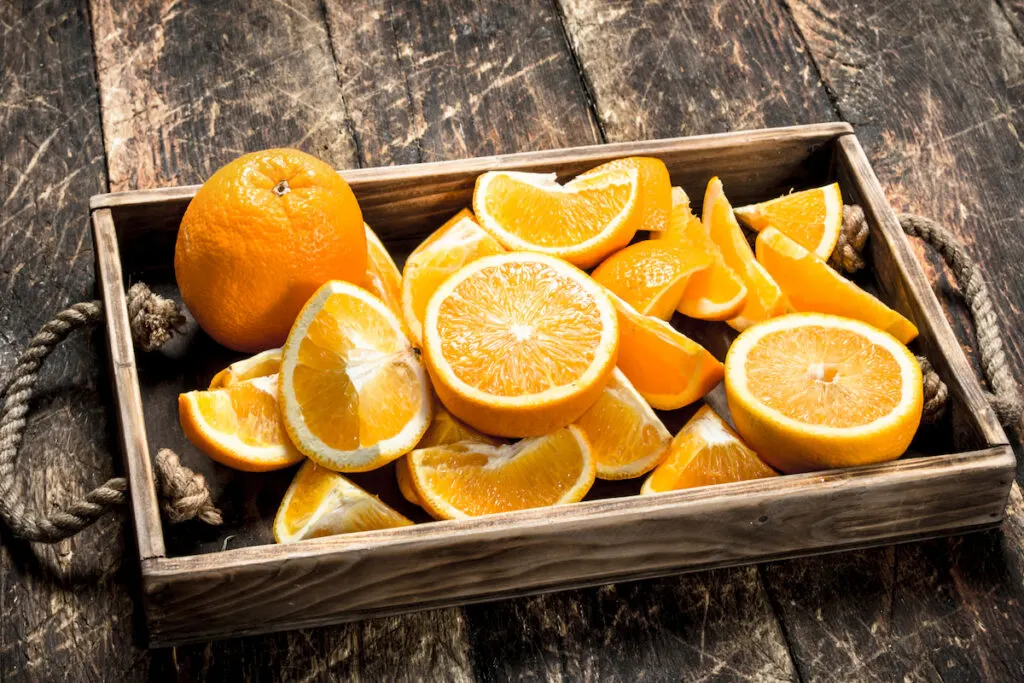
[574,369,671,480]
[734,182,843,259]
[473,168,641,268]
[400,209,504,346]
[208,348,282,388]
[577,157,672,234]
[725,313,923,473]
[362,223,404,322]
[641,405,777,494]
[407,425,595,520]
[279,281,432,472]
[274,460,413,543]
[423,252,619,437]
[179,374,303,472]
[591,240,711,320]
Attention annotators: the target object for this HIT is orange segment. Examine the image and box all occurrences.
[734,183,843,259]
[755,228,919,344]
[703,177,791,330]
[274,460,413,543]
[578,157,672,234]
[574,369,671,480]
[654,187,748,320]
[179,374,303,472]
[280,281,432,472]
[608,292,723,410]
[473,169,641,268]
[591,240,711,320]
[408,425,595,520]
[400,210,504,346]
[423,252,619,437]
[726,313,923,473]
[208,348,282,388]
[362,223,405,323]
[641,405,777,493]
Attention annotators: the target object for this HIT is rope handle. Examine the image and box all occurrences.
[0,283,221,544]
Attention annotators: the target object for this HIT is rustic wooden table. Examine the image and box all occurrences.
[2,0,1023,680]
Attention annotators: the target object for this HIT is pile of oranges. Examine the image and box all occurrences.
[174,149,923,543]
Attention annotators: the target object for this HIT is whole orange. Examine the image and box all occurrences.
[175,149,366,352]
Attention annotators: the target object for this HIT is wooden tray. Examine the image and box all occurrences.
[89,122,1014,647]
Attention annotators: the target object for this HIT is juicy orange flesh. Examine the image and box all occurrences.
[418,407,501,448]
[575,380,667,471]
[414,429,587,515]
[436,260,604,396]
[305,498,411,538]
[741,189,833,252]
[192,377,285,447]
[363,225,403,315]
[209,350,282,388]
[482,173,634,246]
[744,326,903,428]
[282,463,411,537]
[584,157,671,233]
[645,408,776,491]
[294,292,418,448]
[592,241,710,317]
[283,462,338,535]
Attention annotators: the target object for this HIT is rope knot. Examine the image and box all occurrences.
[125,283,186,352]
[154,449,223,525]
[829,204,870,274]
[918,356,949,424]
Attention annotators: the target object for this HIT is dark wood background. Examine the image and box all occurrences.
[2,0,1023,680]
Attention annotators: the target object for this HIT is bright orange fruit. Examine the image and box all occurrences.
[591,240,711,320]
[734,183,843,259]
[578,157,672,234]
[208,348,282,389]
[362,223,405,323]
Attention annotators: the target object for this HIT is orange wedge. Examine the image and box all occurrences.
[756,228,919,343]
[578,157,672,234]
[608,292,723,410]
[423,252,619,437]
[408,425,595,520]
[654,187,748,320]
[734,183,843,259]
[179,374,303,472]
[400,209,504,346]
[591,240,711,320]
[473,168,641,268]
[641,405,777,493]
[362,223,404,322]
[279,281,432,472]
[574,369,671,480]
[396,404,503,505]
[726,313,923,473]
[703,177,791,330]
[208,348,282,388]
[274,460,413,543]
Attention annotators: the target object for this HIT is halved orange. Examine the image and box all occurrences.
[756,228,919,344]
[654,187,748,320]
[703,177,791,330]
[400,209,504,346]
[423,252,619,437]
[362,223,404,322]
[734,183,843,259]
[179,374,303,472]
[279,281,432,472]
[641,405,777,493]
[473,168,641,268]
[208,348,282,388]
[578,157,672,234]
[407,425,595,520]
[726,313,923,473]
[274,460,413,543]
[574,369,671,480]
[591,240,711,320]
[609,292,724,410]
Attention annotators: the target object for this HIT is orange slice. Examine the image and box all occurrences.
[179,374,303,472]
[574,369,671,480]
[396,404,503,505]
[423,252,619,437]
[362,223,404,322]
[609,292,724,410]
[654,187,748,320]
[473,168,641,268]
[400,209,504,346]
[208,348,282,388]
[756,228,919,344]
[725,313,923,473]
[408,425,595,520]
[279,281,432,472]
[703,177,791,330]
[641,405,777,493]
[591,240,711,320]
[734,182,843,259]
[274,460,413,543]
[578,157,672,234]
